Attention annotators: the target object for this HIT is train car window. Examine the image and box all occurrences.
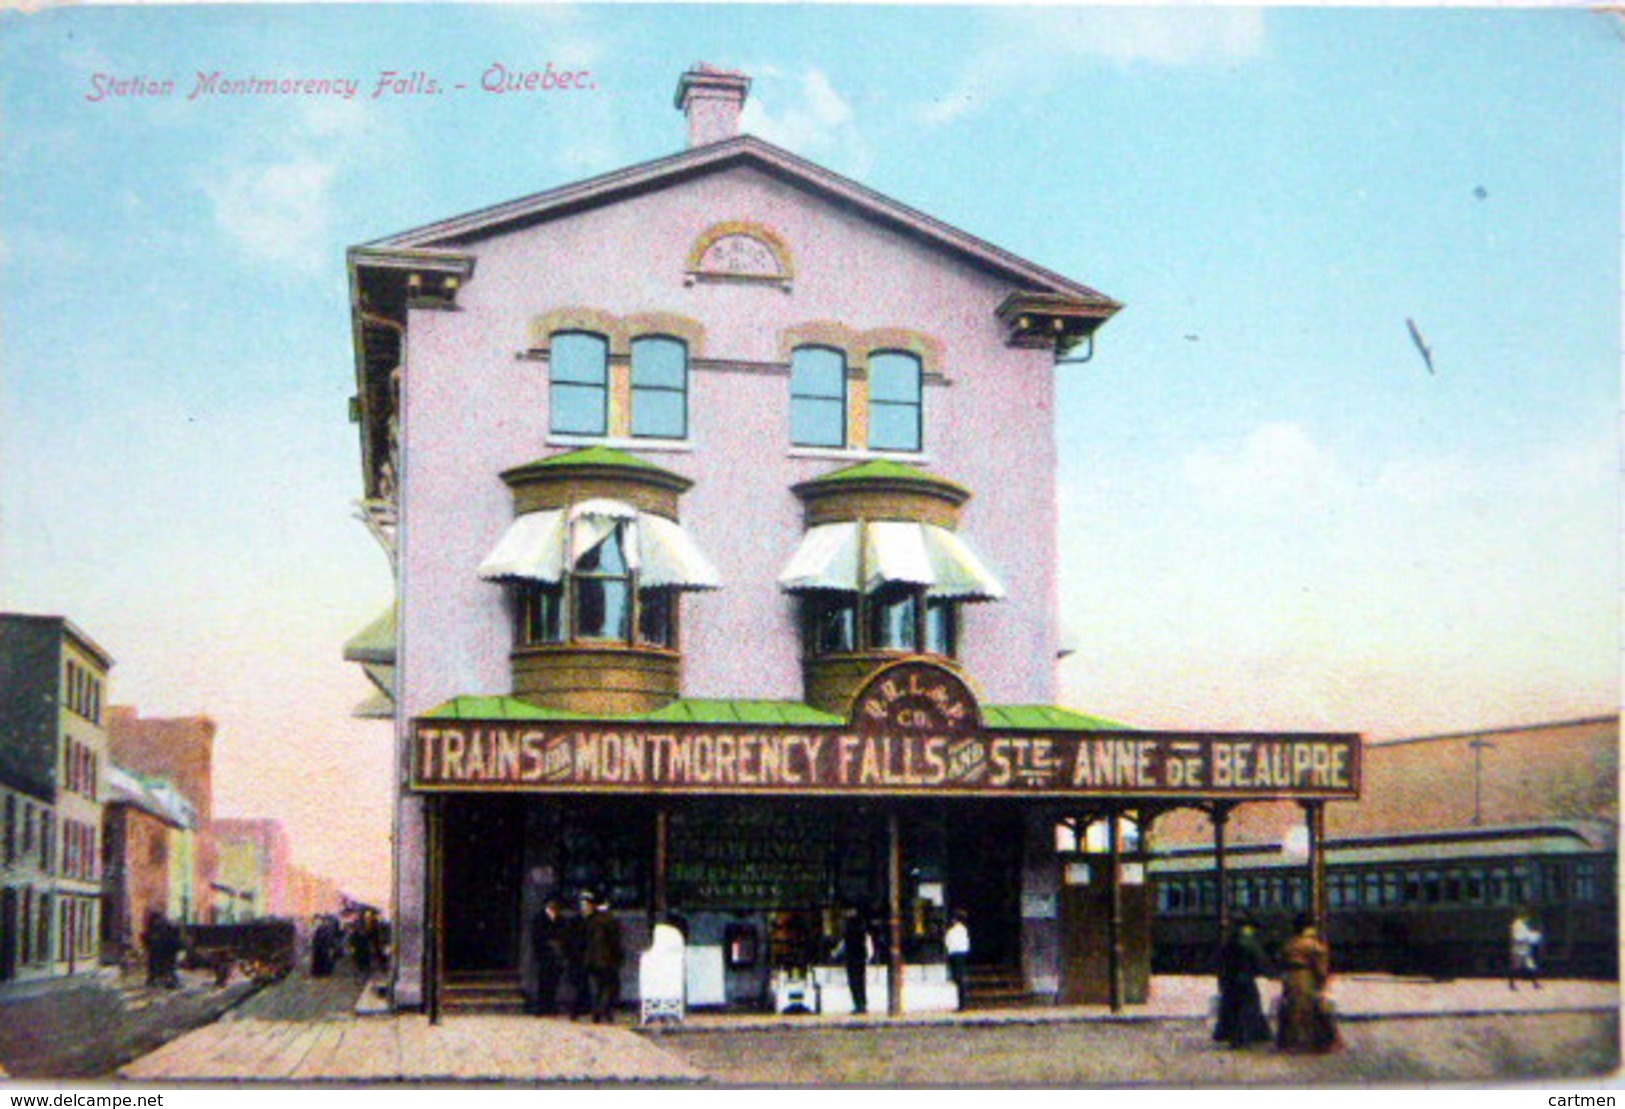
[1422,870,1441,905]
[1289,876,1307,911]
[1574,860,1598,902]
[1488,867,1509,904]
[1199,878,1216,912]
[1443,872,1462,903]
[1464,868,1484,903]
[1539,863,1564,903]
[1404,872,1422,904]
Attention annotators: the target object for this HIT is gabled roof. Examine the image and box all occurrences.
[353,135,1119,311]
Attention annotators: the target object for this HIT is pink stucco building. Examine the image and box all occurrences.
[347,66,1358,1017]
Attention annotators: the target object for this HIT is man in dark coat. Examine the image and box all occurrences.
[530,897,567,1016]
[584,894,626,1024]
[565,893,593,1020]
[838,904,871,1015]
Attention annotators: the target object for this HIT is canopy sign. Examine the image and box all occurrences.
[411,662,1360,800]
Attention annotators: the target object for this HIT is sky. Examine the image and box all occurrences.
[1,3,1618,908]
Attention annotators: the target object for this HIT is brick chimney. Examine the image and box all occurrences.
[675,64,750,148]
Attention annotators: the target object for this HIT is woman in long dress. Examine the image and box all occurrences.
[1213,916,1272,1048]
[1277,913,1342,1054]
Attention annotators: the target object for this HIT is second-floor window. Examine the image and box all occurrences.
[549,331,610,436]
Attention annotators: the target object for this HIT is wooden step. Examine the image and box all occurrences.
[963,966,1041,1009]
[442,971,525,1015]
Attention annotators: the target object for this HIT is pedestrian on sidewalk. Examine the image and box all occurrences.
[944,909,971,1010]
[1276,913,1341,1054]
[1509,908,1543,991]
[1213,915,1272,1049]
[566,893,593,1020]
[531,896,567,1016]
[584,893,626,1024]
[834,903,874,1015]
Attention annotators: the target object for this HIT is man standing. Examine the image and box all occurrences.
[531,897,567,1016]
[838,904,872,1015]
[585,893,626,1023]
[944,909,971,1010]
[566,893,593,1020]
[1509,908,1543,991]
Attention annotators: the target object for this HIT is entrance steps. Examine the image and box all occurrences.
[964,965,1040,1009]
[441,969,525,1015]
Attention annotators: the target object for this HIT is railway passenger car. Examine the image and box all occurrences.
[1151,822,1616,980]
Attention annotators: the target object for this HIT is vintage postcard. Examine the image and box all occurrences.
[0,1,1618,1093]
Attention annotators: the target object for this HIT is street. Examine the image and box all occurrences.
[0,969,260,1080]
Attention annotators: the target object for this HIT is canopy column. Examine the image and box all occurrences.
[1301,800,1328,932]
[887,808,905,1017]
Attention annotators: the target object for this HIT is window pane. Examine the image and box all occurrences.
[867,584,918,650]
[638,588,676,648]
[520,584,563,645]
[791,397,845,448]
[552,383,607,436]
[632,337,687,390]
[869,352,921,403]
[869,402,921,452]
[924,599,958,657]
[633,389,686,439]
[551,332,609,384]
[792,348,845,398]
[575,579,631,640]
[803,594,857,655]
[577,529,629,574]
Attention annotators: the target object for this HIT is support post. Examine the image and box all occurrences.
[887,808,904,1017]
[1303,800,1327,933]
[652,805,670,926]
[1107,807,1123,1014]
[1212,802,1233,947]
[427,795,444,1025]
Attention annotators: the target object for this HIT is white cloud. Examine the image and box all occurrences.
[1181,421,1344,509]
[923,7,1268,126]
[205,158,336,272]
[741,68,870,175]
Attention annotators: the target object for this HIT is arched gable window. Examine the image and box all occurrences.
[549,331,610,436]
[790,346,847,448]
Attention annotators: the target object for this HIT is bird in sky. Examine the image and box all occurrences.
[1406,317,1435,374]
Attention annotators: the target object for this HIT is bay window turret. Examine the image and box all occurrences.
[779,460,1004,715]
[478,447,719,715]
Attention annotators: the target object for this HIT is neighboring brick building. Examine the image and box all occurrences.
[105,708,219,924]
[100,765,196,965]
[286,865,344,921]
[213,818,292,921]
[0,614,113,984]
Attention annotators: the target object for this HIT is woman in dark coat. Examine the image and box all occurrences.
[1213,917,1272,1048]
[1277,913,1342,1054]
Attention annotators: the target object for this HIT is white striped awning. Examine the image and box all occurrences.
[477,501,720,590]
[777,522,1005,600]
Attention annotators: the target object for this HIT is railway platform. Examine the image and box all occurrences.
[109,973,1618,1083]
